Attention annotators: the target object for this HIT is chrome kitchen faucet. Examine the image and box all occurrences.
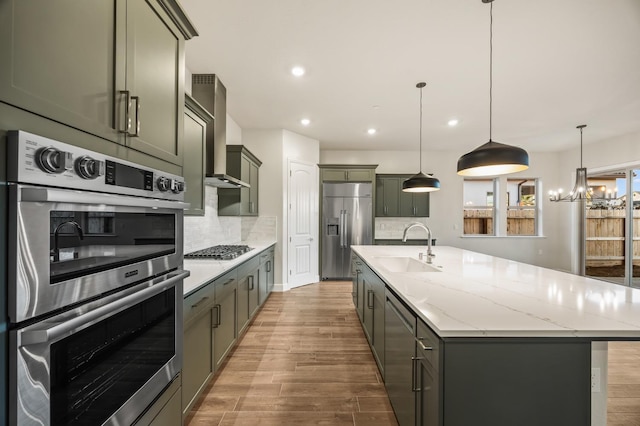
[402,222,435,264]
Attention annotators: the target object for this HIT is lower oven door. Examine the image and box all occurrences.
[10,270,188,426]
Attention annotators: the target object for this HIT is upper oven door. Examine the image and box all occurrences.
[8,184,187,323]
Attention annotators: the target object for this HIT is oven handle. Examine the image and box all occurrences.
[19,186,189,210]
[20,270,190,346]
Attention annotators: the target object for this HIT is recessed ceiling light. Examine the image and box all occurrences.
[367,128,377,135]
[448,119,459,127]
[300,118,311,126]
[291,66,305,77]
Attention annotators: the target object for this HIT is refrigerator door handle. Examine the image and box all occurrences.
[339,210,346,248]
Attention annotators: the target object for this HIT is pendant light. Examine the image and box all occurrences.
[456,0,529,177]
[402,82,441,192]
[549,125,589,202]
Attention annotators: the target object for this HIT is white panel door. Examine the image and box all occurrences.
[288,160,319,288]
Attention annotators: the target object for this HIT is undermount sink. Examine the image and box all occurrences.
[374,256,442,273]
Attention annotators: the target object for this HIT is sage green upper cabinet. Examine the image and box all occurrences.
[376,176,401,217]
[376,174,430,217]
[399,188,430,217]
[183,95,212,216]
[0,0,197,166]
[218,145,262,216]
[320,166,376,182]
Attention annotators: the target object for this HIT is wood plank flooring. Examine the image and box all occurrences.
[185,280,640,426]
[185,280,398,426]
[608,341,640,425]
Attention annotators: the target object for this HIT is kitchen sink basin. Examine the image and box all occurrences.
[374,256,441,273]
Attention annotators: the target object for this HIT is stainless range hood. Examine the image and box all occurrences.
[191,74,250,188]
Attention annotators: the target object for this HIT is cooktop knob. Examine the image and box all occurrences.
[157,176,171,192]
[36,147,73,174]
[75,156,104,180]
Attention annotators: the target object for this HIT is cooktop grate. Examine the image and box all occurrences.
[185,245,253,260]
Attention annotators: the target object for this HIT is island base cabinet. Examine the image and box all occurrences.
[384,291,416,426]
[416,351,440,426]
[442,340,591,426]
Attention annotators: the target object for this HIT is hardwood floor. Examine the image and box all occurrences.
[185,280,640,426]
[609,341,640,425]
[185,280,398,426]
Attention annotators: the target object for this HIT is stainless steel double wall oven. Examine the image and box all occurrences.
[6,131,189,426]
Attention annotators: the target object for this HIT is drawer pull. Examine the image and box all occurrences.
[411,356,424,392]
[212,304,221,328]
[191,296,209,309]
[224,278,234,286]
[417,337,433,351]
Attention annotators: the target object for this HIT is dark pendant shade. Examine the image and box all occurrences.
[456,140,529,177]
[402,172,441,192]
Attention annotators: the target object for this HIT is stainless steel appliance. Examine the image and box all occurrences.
[6,130,189,426]
[185,244,253,260]
[322,182,373,280]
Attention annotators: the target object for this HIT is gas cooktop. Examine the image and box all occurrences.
[184,245,253,260]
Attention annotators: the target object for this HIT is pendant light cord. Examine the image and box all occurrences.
[489,1,493,142]
[419,84,423,173]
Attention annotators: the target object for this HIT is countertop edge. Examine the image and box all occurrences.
[183,241,276,296]
[352,245,640,340]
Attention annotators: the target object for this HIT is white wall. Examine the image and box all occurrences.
[242,129,320,289]
[320,149,566,270]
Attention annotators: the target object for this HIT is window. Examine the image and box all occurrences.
[507,178,538,236]
[463,177,540,237]
[463,179,496,235]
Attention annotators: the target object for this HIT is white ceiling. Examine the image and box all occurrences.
[182,0,640,153]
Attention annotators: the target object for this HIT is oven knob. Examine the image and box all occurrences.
[157,176,171,192]
[36,147,73,174]
[171,180,185,193]
[75,156,105,180]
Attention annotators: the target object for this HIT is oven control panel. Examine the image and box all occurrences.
[7,130,185,201]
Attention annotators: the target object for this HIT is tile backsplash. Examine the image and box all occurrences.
[375,217,430,240]
[183,186,276,253]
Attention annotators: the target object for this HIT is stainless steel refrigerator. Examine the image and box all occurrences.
[322,182,373,280]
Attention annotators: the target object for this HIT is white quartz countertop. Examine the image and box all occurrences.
[352,245,640,339]
[183,241,276,296]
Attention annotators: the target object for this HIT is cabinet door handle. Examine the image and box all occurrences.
[224,278,234,286]
[212,304,221,328]
[191,296,209,309]
[413,206,417,216]
[367,289,374,309]
[417,337,433,351]
[130,95,140,137]
[412,356,424,392]
[119,90,131,134]
[267,261,271,272]
[248,275,254,290]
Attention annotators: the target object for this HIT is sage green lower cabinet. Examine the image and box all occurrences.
[259,248,275,305]
[182,282,215,418]
[351,255,365,322]
[384,290,417,426]
[135,374,181,426]
[362,268,385,376]
[181,245,275,418]
[237,257,260,334]
[213,270,238,371]
[416,319,440,426]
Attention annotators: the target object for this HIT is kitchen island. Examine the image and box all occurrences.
[352,244,640,426]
